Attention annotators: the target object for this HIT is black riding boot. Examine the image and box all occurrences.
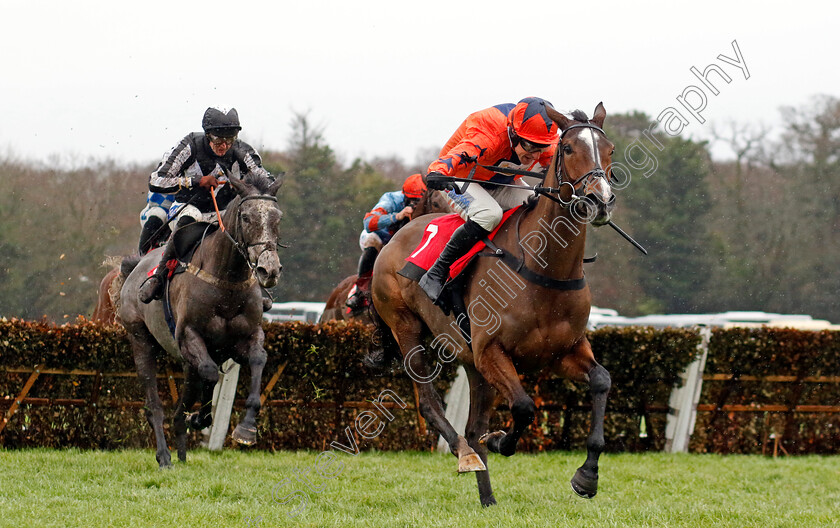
[138,238,180,304]
[139,216,196,304]
[418,220,490,304]
[346,247,378,311]
[138,217,165,255]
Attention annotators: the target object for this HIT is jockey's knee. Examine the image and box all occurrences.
[140,206,168,226]
[174,204,202,229]
[358,231,384,251]
[468,207,503,232]
[176,216,196,229]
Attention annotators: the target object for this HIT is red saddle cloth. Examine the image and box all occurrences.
[405,207,519,280]
[147,259,179,278]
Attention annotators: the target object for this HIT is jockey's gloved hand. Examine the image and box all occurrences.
[425,172,458,192]
[198,175,219,189]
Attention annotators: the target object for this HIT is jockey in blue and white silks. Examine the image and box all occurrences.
[138,191,175,254]
[346,174,426,312]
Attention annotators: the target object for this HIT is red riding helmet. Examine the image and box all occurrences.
[507,97,559,146]
[402,173,426,199]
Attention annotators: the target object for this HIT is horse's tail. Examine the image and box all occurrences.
[120,255,142,277]
[111,255,141,321]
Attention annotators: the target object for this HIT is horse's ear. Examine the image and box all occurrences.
[268,173,284,196]
[545,106,574,131]
[228,176,246,195]
[592,102,606,128]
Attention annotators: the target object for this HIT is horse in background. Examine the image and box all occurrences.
[371,104,616,506]
[91,261,121,325]
[319,188,452,323]
[117,174,283,467]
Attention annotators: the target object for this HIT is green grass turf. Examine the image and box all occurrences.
[0,449,838,527]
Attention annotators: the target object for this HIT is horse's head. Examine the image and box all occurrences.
[412,188,452,218]
[546,103,615,226]
[227,174,284,288]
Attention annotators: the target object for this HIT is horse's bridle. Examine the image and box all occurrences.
[534,122,613,208]
[224,194,283,274]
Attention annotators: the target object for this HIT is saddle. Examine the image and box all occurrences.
[173,221,219,262]
[397,209,520,326]
[146,222,220,337]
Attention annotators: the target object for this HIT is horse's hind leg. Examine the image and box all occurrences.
[475,344,535,457]
[561,338,611,499]
[398,320,485,473]
[129,328,172,468]
[464,365,499,506]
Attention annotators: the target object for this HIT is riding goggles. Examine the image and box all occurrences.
[518,137,549,153]
[208,134,238,146]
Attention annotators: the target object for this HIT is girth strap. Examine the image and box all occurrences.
[481,238,587,291]
[186,263,257,290]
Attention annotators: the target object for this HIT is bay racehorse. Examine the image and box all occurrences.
[91,261,121,325]
[320,188,452,323]
[371,104,615,505]
[118,174,283,467]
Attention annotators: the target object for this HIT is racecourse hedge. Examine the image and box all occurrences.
[1,317,837,454]
[691,327,840,455]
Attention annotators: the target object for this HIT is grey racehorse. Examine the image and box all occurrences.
[118,174,283,467]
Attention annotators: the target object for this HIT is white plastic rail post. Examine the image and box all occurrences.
[205,359,241,451]
[437,366,471,453]
[665,326,711,453]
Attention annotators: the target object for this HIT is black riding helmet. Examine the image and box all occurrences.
[202,107,242,137]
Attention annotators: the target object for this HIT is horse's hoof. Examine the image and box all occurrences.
[570,467,598,499]
[481,495,497,507]
[479,430,506,454]
[156,451,172,468]
[457,452,487,473]
[232,424,257,446]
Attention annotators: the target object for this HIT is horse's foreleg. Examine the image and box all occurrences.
[570,361,610,499]
[400,330,485,473]
[561,338,611,499]
[475,344,534,457]
[179,327,219,385]
[129,330,171,468]
[172,365,201,462]
[190,379,215,430]
[464,365,498,507]
[232,337,267,446]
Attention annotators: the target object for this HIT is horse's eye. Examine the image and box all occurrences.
[610,148,615,156]
[563,144,573,154]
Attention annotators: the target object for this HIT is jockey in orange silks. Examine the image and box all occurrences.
[420,97,559,305]
[346,174,427,311]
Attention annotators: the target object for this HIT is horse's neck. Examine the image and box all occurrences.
[194,209,250,282]
[519,186,587,280]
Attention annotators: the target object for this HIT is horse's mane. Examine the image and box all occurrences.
[569,109,590,123]
[242,173,274,194]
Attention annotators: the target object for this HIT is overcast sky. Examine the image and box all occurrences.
[1,0,837,169]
